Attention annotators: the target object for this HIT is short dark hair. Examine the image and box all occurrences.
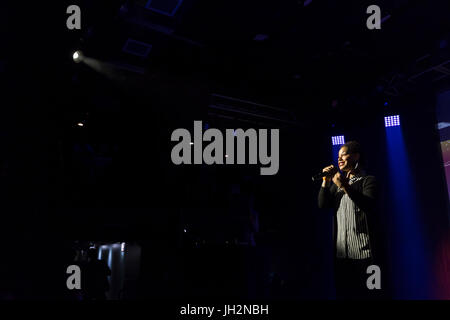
[342,141,361,155]
[341,141,364,168]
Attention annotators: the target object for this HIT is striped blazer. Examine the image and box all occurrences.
[318,174,380,261]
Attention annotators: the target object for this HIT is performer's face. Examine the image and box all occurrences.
[338,146,359,172]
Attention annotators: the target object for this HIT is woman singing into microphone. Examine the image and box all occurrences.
[318,141,383,299]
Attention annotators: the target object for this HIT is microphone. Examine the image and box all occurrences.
[311,171,328,182]
[311,167,338,182]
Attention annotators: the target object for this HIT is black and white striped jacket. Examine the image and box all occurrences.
[318,174,379,261]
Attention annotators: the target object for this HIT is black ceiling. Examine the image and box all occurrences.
[4,0,450,124]
[71,1,450,113]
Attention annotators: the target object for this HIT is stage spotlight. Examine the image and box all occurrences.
[73,51,83,63]
[331,135,345,146]
[385,115,400,127]
[77,122,84,127]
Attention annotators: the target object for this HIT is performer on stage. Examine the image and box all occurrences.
[318,141,382,299]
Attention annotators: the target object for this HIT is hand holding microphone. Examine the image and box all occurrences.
[311,165,338,182]
[322,165,338,182]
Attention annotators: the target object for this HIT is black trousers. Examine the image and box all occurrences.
[334,258,382,300]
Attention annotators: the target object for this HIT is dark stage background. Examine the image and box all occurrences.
[1,0,449,300]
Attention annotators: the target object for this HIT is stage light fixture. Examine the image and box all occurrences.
[73,51,83,63]
[332,135,345,146]
[385,115,400,127]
